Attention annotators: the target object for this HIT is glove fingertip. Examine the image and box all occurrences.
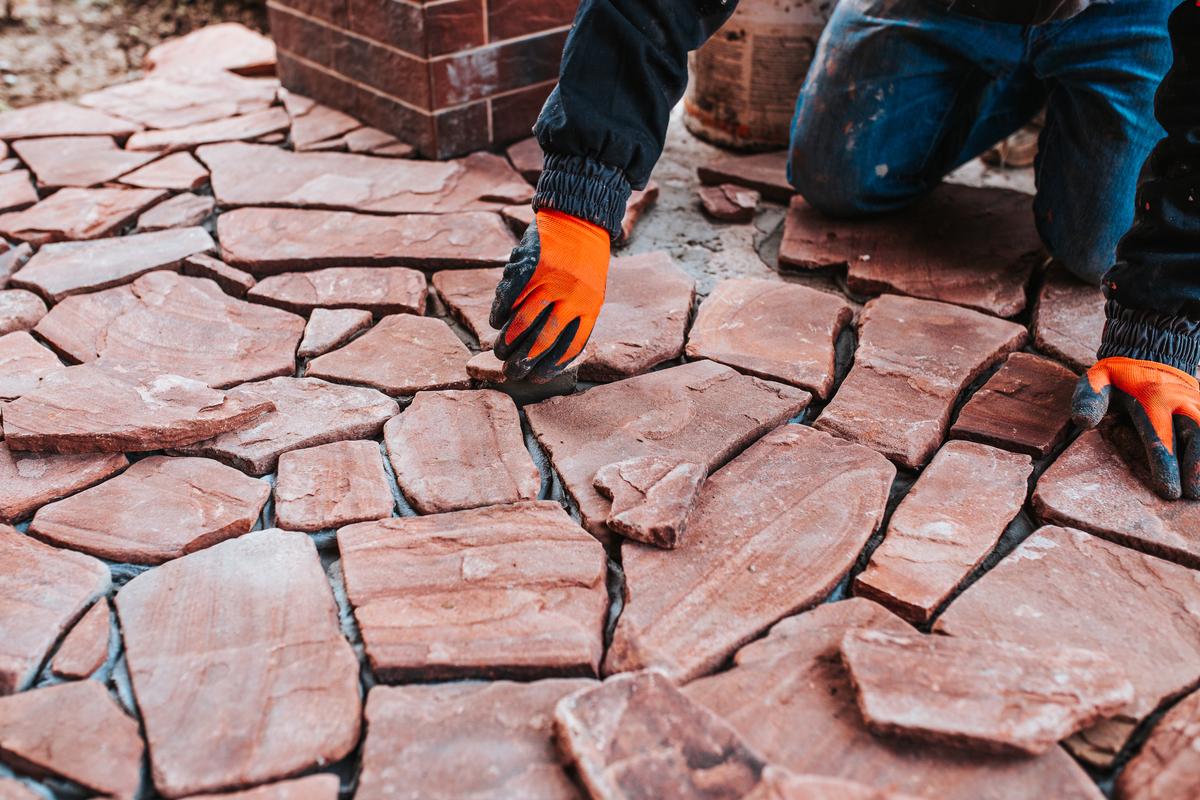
[1070,375,1109,429]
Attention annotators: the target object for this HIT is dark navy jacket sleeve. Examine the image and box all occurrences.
[1099,0,1200,372]
[532,0,738,239]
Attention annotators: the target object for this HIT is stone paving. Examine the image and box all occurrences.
[0,22,1198,800]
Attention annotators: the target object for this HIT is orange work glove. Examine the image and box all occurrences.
[489,209,610,382]
[1072,356,1200,499]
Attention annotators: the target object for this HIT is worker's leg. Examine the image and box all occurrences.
[1029,1,1174,284]
[788,0,1042,217]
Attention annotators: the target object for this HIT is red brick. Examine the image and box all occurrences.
[346,0,424,55]
[432,101,491,158]
[490,81,555,145]
[488,0,576,43]
[272,0,348,26]
[425,0,485,56]
[430,30,567,108]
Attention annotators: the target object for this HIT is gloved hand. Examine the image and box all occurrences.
[1072,356,1200,500]
[490,209,609,382]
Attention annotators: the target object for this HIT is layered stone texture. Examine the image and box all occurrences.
[593,456,706,549]
[1115,689,1200,800]
[0,187,167,245]
[306,315,471,395]
[697,150,792,202]
[0,442,127,523]
[699,183,760,222]
[0,332,63,401]
[248,266,427,316]
[273,440,394,532]
[1032,264,1104,372]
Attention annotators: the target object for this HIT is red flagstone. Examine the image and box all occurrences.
[1115,688,1200,800]
[506,137,542,184]
[0,332,63,401]
[274,440,394,532]
[0,172,38,214]
[0,440,127,523]
[501,203,535,235]
[593,456,706,549]
[80,71,278,129]
[248,266,427,316]
[698,150,792,202]
[618,181,659,243]
[465,349,579,403]
[748,769,923,800]
[136,192,215,232]
[431,267,504,348]
[0,242,33,285]
[180,253,256,297]
[0,186,167,245]
[699,183,760,222]
[183,775,340,800]
[0,101,141,140]
[49,599,110,679]
[125,107,290,153]
[1032,264,1105,372]
[297,308,372,358]
[119,152,209,190]
[11,136,156,188]
[0,290,47,336]
[144,22,277,76]
[283,92,362,150]
[0,778,41,800]
[344,127,413,158]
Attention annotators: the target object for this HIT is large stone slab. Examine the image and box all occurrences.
[697,150,792,203]
[11,136,156,188]
[115,529,361,798]
[247,267,427,316]
[359,680,593,800]
[177,377,398,475]
[218,207,517,274]
[50,599,110,679]
[136,192,214,231]
[384,389,539,513]
[814,294,1026,470]
[608,424,893,682]
[306,314,471,395]
[593,456,706,549]
[338,501,607,681]
[0,525,110,693]
[80,70,277,129]
[184,775,340,800]
[935,526,1200,768]
[0,290,45,336]
[0,101,141,140]
[3,364,273,454]
[431,267,503,348]
[198,143,532,213]
[0,172,37,214]
[1032,264,1104,372]
[0,680,143,799]
[119,151,209,190]
[10,227,215,302]
[30,455,268,564]
[686,278,853,399]
[685,599,1104,800]
[297,308,372,358]
[0,441,127,523]
[0,331,63,401]
[144,22,276,76]
[124,107,290,153]
[274,440,394,532]
[0,187,168,245]
[853,440,1032,624]
[1115,688,1200,800]
[526,360,810,539]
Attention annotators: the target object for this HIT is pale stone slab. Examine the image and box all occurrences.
[0,331,63,401]
[144,22,277,76]
[297,308,372,358]
[119,152,209,190]
[0,440,128,523]
[0,290,45,336]
[182,775,340,800]
[50,599,110,679]
[274,440,394,532]
[1032,264,1104,372]
[431,267,503,349]
[1115,688,1200,800]
[11,136,156,188]
[247,266,427,316]
[0,101,141,140]
[125,107,290,153]
[0,187,168,246]
[593,456,706,549]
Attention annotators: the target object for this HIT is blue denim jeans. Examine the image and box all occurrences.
[788,0,1175,284]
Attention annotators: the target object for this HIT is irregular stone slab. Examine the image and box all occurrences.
[747,769,921,800]
[116,529,361,798]
[344,126,414,158]
[274,440,394,532]
[298,308,372,359]
[181,253,255,297]
[686,599,1105,800]
[578,251,694,381]
[199,143,533,213]
[30,455,269,564]
[0,290,47,335]
[287,107,361,153]
[125,107,290,153]
[144,22,277,76]
[50,599,110,679]
[0,525,110,693]
[359,680,592,800]
[431,267,503,348]
[1032,264,1104,372]
[0,441,127,523]
[385,389,540,514]
[338,501,607,680]
[686,278,853,399]
[466,349,579,404]
[11,136,156,188]
[0,186,167,245]
[0,242,33,285]
[0,101,141,141]
[119,152,209,190]
[506,137,542,184]
[177,377,398,475]
[501,203,535,235]
[608,425,892,682]
[618,181,659,243]
[935,526,1200,768]
[853,441,1032,624]
[136,192,214,232]
[306,315,471,395]
[80,70,277,130]
[1115,688,1200,800]
[699,183,760,222]
[183,775,340,800]
[1033,426,1200,569]
[949,352,1077,457]
[698,150,792,202]
[593,456,706,549]
[814,295,1026,470]
[527,360,810,539]
[0,331,63,401]
[0,680,143,799]
[3,364,274,454]
[842,629,1133,756]
[10,226,214,302]
[32,272,303,387]
[0,172,37,214]
[247,266,427,316]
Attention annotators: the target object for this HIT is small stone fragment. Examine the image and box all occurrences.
[338,501,607,681]
[506,137,542,184]
[0,441,127,523]
[0,290,47,335]
[0,332,63,401]
[618,181,659,243]
[180,253,255,297]
[465,349,579,403]
[0,101,141,140]
[136,192,215,232]
[182,775,340,800]
[385,389,540,514]
[0,242,33,286]
[501,203,535,235]
[698,150,792,202]
[119,152,209,190]
[297,307,372,358]
[1032,263,1105,372]
[274,440,394,532]
[1115,688,1200,800]
[699,183,760,222]
[248,266,427,316]
[11,136,156,188]
[283,92,362,150]
[145,22,276,75]
[50,599,110,679]
[593,456,706,549]
[0,172,37,214]
[344,126,413,157]
[0,186,167,245]
[125,107,291,153]
[431,267,503,348]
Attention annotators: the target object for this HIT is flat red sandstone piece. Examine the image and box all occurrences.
[0,680,143,799]
[177,377,398,475]
[338,501,607,681]
[79,69,277,129]
[136,192,214,231]
[49,599,110,679]
[526,360,810,539]
[593,456,706,549]
[125,107,290,153]
[0,242,33,285]
[608,425,893,682]
[218,207,517,274]
[359,680,593,800]
[119,152,209,190]
[698,150,792,202]
[431,267,503,348]
[699,183,760,222]
[1032,264,1105,372]
[1115,688,1200,800]
[618,181,659,243]
[747,769,922,800]
[10,226,215,302]
[0,101,141,140]
[181,253,255,297]
[465,349,580,403]
[0,290,45,336]
[854,440,1032,623]
[3,363,274,454]
[183,775,340,800]
[247,266,427,316]
[686,278,853,398]
[685,599,1104,800]
[814,294,1026,469]
[11,136,156,188]
[0,331,63,401]
[297,308,372,358]
[274,440,394,532]
[0,172,37,214]
[0,778,41,800]
[144,22,277,76]
[306,314,471,395]
[0,441,127,523]
[30,455,269,564]
[949,352,1077,457]
[505,137,542,184]
[935,526,1200,768]
[116,529,361,798]
[0,525,110,693]
[385,389,540,513]
[0,186,168,245]
[282,92,361,150]
[344,126,413,158]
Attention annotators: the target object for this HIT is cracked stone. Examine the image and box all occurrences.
[338,501,607,681]
[181,253,256,297]
[274,440,394,532]
[465,349,579,403]
[116,529,361,798]
[1115,688,1200,800]
[853,440,1032,624]
[431,267,503,348]
[0,441,127,523]
[593,456,706,549]
[248,267,427,316]
[0,290,47,336]
[125,107,291,153]
[359,679,593,800]
[1032,264,1105,372]
[80,70,278,130]
[183,775,340,800]
[385,389,540,514]
[505,137,542,184]
[813,294,1026,470]
[698,150,792,202]
[699,183,760,222]
[144,22,276,76]
[119,152,209,191]
[0,172,37,214]
[29,455,269,564]
[686,278,853,399]
[177,377,398,475]
[344,127,413,158]
[49,599,110,679]
[0,186,168,245]
[11,136,156,189]
[0,331,63,401]
[298,308,373,359]
[619,181,659,243]
[136,192,215,232]
[0,525,110,694]
[0,101,141,140]
[608,424,893,682]
[285,93,363,151]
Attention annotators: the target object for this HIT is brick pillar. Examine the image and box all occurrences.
[268,0,576,159]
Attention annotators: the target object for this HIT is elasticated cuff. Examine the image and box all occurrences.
[1097,299,1200,374]
[533,153,632,242]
